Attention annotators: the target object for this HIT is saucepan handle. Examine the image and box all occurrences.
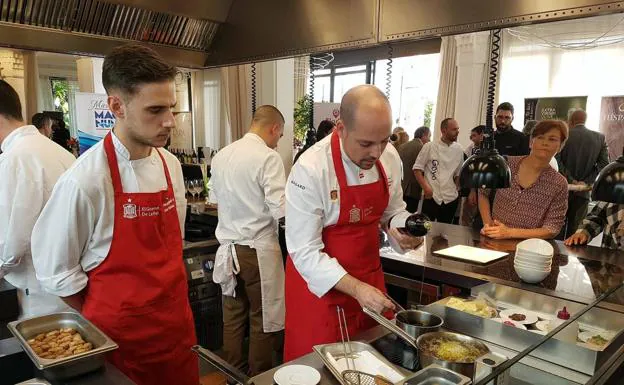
[362,307,418,350]
[192,345,251,385]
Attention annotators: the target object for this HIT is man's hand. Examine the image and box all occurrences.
[565,231,589,246]
[468,190,478,206]
[388,228,424,250]
[481,220,512,239]
[423,185,434,199]
[354,281,394,314]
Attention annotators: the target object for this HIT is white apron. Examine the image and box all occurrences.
[4,254,72,319]
[213,232,285,333]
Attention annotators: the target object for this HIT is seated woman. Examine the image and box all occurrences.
[565,202,624,248]
[479,120,569,239]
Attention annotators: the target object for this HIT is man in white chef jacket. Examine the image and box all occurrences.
[284,85,423,360]
[0,80,75,318]
[208,105,286,375]
[31,44,198,385]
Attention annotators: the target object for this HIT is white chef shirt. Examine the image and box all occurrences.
[413,140,464,205]
[286,135,410,298]
[208,133,286,243]
[31,132,187,297]
[0,125,75,283]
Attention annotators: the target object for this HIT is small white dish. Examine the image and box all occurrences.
[535,320,551,332]
[578,331,615,346]
[274,365,321,385]
[500,308,539,325]
[492,317,528,330]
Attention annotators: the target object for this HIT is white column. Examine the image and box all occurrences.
[76,57,105,94]
[256,59,295,175]
[453,32,490,149]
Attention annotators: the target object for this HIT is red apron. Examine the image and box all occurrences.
[283,131,391,361]
[82,133,199,385]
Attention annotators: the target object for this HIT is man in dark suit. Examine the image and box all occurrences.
[398,126,430,212]
[556,109,609,237]
[493,102,530,156]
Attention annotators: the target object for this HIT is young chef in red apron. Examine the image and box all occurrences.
[30,44,198,385]
[283,85,423,360]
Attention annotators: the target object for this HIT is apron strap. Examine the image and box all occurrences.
[103,133,174,193]
[329,131,389,193]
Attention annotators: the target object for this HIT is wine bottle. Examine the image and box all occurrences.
[404,213,432,236]
[192,149,198,164]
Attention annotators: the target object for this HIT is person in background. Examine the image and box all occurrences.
[0,80,75,318]
[479,120,569,239]
[413,118,464,224]
[494,102,530,156]
[294,120,335,163]
[51,118,72,153]
[284,85,423,360]
[399,126,430,213]
[522,120,538,136]
[461,125,485,226]
[31,44,197,385]
[465,125,484,157]
[564,202,624,249]
[32,113,53,138]
[208,105,286,375]
[557,109,609,238]
[391,126,409,148]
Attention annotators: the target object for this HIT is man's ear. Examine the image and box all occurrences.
[108,95,125,119]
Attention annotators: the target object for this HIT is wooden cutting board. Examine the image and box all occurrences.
[433,245,509,265]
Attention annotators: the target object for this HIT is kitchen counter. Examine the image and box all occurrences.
[381,223,624,312]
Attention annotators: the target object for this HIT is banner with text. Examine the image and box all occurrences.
[599,96,624,161]
[313,102,341,129]
[76,92,115,154]
[524,96,587,125]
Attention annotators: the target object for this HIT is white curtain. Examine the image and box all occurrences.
[221,64,252,147]
[499,13,624,132]
[433,36,458,132]
[294,56,309,105]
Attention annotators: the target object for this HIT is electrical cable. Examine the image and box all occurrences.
[386,44,393,98]
[251,62,257,115]
[484,29,501,152]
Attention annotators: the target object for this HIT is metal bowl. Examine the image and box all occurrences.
[8,312,118,381]
[415,331,490,378]
[396,310,444,340]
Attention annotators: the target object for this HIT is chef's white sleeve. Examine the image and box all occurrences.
[286,163,347,298]
[31,178,93,297]
[262,152,286,221]
[412,142,431,171]
[172,160,187,236]
[381,145,411,229]
[0,158,43,275]
[207,172,217,204]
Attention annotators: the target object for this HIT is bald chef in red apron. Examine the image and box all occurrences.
[284,85,424,360]
[31,44,198,385]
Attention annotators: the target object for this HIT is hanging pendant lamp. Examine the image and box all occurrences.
[591,151,624,203]
[458,29,511,189]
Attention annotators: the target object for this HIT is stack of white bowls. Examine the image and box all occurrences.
[514,239,554,283]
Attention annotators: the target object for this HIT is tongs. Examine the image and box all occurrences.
[192,345,251,385]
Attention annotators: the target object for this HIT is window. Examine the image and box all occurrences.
[311,63,373,102]
[50,77,71,129]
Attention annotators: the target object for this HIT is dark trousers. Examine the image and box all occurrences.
[564,193,590,238]
[222,245,283,376]
[404,195,421,213]
[422,198,459,224]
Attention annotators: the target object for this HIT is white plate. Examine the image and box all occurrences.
[500,309,539,325]
[492,317,527,330]
[535,320,551,332]
[578,331,615,346]
[433,245,508,264]
[274,365,321,385]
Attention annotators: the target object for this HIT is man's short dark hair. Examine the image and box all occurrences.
[102,43,177,97]
[414,126,430,139]
[496,102,514,115]
[0,80,23,121]
[32,113,48,129]
[440,118,454,130]
[316,120,336,141]
[471,125,485,134]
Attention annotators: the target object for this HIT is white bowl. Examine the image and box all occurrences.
[516,250,553,261]
[515,265,551,283]
[514,255,552,267]
[516,239,554,257]
[514,260,551,271]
